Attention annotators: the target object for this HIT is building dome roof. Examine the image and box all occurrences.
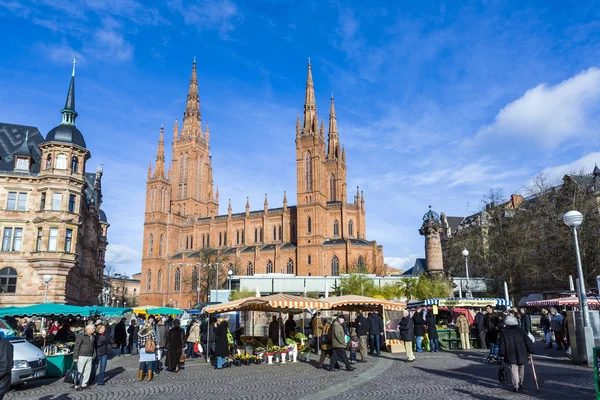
[45,124,87,149]
[99,209,108,223]
[422,206,440,223]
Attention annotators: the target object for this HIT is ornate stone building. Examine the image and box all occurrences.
[140,60,384,307]
[0,61,109,306]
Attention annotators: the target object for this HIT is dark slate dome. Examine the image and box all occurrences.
[46,124,87,149]
[99,209,108,223]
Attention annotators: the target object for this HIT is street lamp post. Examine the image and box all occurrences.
[563,210,594,366]
[228,269,233,300]
[42,275,53,303]
[462,249,472,298]
[214,263,219,302]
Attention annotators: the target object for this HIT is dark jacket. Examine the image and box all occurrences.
[114,321,127,345]
[484,312,499,332]
[540,314,551,330]
[356,314,369,336]
[74,333,95,358]
[474,312,485,333]
[398,316,415,342]
[368,313,384,335]
[0,338,14,397]
[520,313,532,333]
[53,326,76,343]
[425,314,438,339]
[214,321,230,358]
[94,333,113,357]
[284,318,296,338]
[550,313,564,333]
[268,320,280,343]
[413,311,425,337]
[498,326,533,365]
[165,327,184,370]
[127,323,139,345]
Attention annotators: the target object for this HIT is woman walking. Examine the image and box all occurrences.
[137,322,157,381]
[425,312,439,352]
[213,315,230,369]
[93,325,113,386]
[317,318,337,369]
[540,309,551,348]
[498,315,533,393]
[165,319,185,372]
[186,320,201,359]
[456,313,471,350]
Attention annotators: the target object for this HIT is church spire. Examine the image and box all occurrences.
[173,118,179,140]
[303,58,317,133]
[155,124,165,179]
[61,57,78,126]
[327,94,339,158]
[181,58,201,137]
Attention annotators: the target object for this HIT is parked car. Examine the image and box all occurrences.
[0,319,46,385]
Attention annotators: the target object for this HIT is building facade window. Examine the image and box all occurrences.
[159,235,164,256]
[48,228,58,251]
[291,224,296,241]
[0,267,17,294]
[68,194,76,213]
[52,193,62,210]
[202,234,205,248]
[241,229,245,244]
[157,270,162,290]
[331,256,339,276]
[71,156,79,172]
[36,228,43,251]
[254,228,258,243]
[147,271,151,291]
[304,151,312,191]
[40,192,46,210]
[7,192,27,211]
[1,228,12,252]
[219,233,222,247]
[148,234,154,256]
[358,256,366,270]
[307,255,311,265]
[12,228,22,252]
[16,158,29,171]
[2,228,23,252]
[191,267,198,289]
[278,226,282,241]
[333,220,339,236]
[266,260,273,274]
[223,233,226,247]
[246,262,253,276]
[45,154,52,169]
[286,259,294,274]
[307,217,312,233]
[273,226,277,241]
[64,229,73,253]
[56,154,67,169]
[236,231,240,245]
[174,268,181,291]
[329,174,336,201]
[348,220,354,236]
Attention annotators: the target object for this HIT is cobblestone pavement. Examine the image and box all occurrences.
[5,342,594,400]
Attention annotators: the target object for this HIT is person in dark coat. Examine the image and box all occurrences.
[398,310,415,361]
[165,319,185,372]
[425,313,439,352]
[0,336,14,400]
[114,318,127,356]
[53,323,76,343]
[93,325,113,386]
[127,320,139,355]
[355,312,369,361]
[213,315,230,369]
[498,315,533,393]
[412,307,425,352]
[519,308,531,334]
[367,311,383,356]
[483,305,500,347]
[474,309,486,349]
[284,313,296,338]
[268,316,280,345]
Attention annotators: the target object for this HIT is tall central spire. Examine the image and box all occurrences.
[181,58,202,137]
[155,124,165,179]
[303,58,317,133]
[61,57,78,126]
[327,94,340,158]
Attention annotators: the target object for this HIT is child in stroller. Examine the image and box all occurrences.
[486,343,501,363]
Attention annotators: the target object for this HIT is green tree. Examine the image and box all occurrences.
[402,274,452,300]
[304,291,320,299]
[230,288,255,300]
[338,274,378,297]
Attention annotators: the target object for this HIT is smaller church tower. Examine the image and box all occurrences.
[419,206,445,274]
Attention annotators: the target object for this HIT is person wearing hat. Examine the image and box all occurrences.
[329,315,355,372]
[498,315,533,393]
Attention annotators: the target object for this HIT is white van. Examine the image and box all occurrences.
[0,319,46,385]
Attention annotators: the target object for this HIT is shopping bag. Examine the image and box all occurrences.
[194,342,203,355]
[527,332,535,343]
[64,362,83,385]
[498,362,509,384]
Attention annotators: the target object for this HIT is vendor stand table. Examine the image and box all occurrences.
[45,353,73,378]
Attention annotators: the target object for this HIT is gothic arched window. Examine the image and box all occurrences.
[266,259,273,274]
[331,256,339,276]
[191,267,198,289]
[358,256,366,270]
[146,270,151,291]
[348,220,354,236]
[307,255,311,265]
[186,236,189,250]
[184,153,189,181]
[304,151,312,191]
[157,270,162,290]
[148,234,153,256]
[273,226,277,241]
[159,235,164,256]
[286,259,294,274]
[56,154,67,169]
[246,262,253,276]
[174,268,181,291]
[242,229,245,243]
[236,230,240,245]
[329,174,336,201]
[202,234,205,248]
[333,220,339,236]
[219,232,222,247]
[278,226,282,241]
[307,217,312,234]
[254,228,258,243]
[178,153,183,182]
[260,228,263,242]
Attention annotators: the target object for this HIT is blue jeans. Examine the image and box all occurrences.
[416,336,423,352]
[140,361,155,374]
[96,354,108,384]
[429,338,439,352]
[216,356,226,369]
[369,334,381,355]
[544,328,551,345]
[186,342,197,358]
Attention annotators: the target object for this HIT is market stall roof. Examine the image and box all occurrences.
[87,306,133,316]
[407,297,512,309]
[526,296,600,309]
[202,294,327,314]
[132,305,160,315]
[0,303,95,318]
[321,295,405,311]
[146,307,183,315]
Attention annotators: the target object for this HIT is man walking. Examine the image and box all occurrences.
[73,324,96,391]
[412,307,425,352]
[355,311,369,362]
[519,308,531,335]
[367,310,383,356]
[0,335,14,400]
[311,312,323,354]
[483,305,499,347]
[474,308,486,349]
[329,315,355,372]
[399,310,415,362]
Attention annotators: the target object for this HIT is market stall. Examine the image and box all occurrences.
[146,307,184,315]
[406,297,513,309]
[526,296,600,309]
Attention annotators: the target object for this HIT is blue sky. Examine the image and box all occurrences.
[1,1,599,276]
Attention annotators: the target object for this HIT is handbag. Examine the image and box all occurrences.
[145,337,156,353]
[194,342,203,355]
[498,362,509,384]
[64,362,83,385]
[179,351,186,363]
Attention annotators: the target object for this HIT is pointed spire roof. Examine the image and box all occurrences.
[181,58,202,137]
[283,190,287,204]
[328,93,338,134]
[155,125,165,178]
[303,58,317,133]
[594,163,600,177]
[173,118,179,140]
[14,130,33,157]
[264,193,268,205]
[63,57,77,115]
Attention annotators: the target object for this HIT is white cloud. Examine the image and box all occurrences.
[385,254,419,272]
[540,152,600,182]
[168,0,241,39]
[105,243,140,266]
[475,67,600,148]
[91,18,133,61]
[37,40,83,63]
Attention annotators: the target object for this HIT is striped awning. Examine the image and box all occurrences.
[202,294,327,314]
[321,295,405,311]
[526,296,600,309]
[407,298,512,308]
